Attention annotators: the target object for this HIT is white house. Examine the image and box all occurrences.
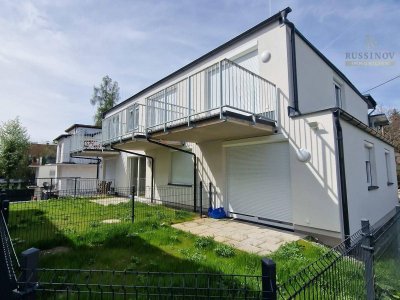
[34,124,119,193]
[79,7,396,242]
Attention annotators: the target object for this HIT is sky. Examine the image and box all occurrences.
[0,0,399,142]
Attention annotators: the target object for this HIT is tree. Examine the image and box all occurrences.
[378,107,400,152]
[0,118,30,186]
[90,75,120,126]
[384,108,400,151]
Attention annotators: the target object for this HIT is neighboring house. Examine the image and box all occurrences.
[29,142,57,166]
[34,124,118,192]
[95,7,397,242]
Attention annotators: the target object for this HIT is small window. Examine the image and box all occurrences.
[364,142,377,190]
[334,83,343,108]
[170,151,194,185]
[385,150,393,185]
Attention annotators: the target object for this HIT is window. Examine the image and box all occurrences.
[385,150,393,185]
[170,151,194,185]
[364,142,378,190]
[334,82,343,108]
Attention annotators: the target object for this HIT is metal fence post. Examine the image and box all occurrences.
[131,186,136,223]
[74,178,77,198]
[199,182,203,218]
[16,247,39,298]
[261,258,277,300]
[396,206,400,253]
[1,200,9,224]
[361,219,375,300]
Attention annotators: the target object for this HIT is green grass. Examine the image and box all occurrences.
[8,197,330,297]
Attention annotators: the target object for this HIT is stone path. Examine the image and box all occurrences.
[172,218,305,255]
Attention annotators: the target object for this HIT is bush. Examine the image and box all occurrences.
[194,236,214,249]
[215,245,235,258]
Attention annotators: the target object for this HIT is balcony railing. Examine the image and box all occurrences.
[102,59,277,143]
[70,131,102,153]
[146,59,277,132]
[102,104,146,144]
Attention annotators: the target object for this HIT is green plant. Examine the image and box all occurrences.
[215,245,235,258]
[194,236,214,250]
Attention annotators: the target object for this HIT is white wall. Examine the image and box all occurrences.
[295,35,369,124]
[56,164,98,190]
[341,120,398,234]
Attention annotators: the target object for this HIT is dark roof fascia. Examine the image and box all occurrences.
[65,124,101,133]
[53,134,71,142]
[294,29,376,109]
[338,109,394,147]
[290,106,394,147]
[103,7,291,117]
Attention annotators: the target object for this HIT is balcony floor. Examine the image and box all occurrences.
[149,111,276,143]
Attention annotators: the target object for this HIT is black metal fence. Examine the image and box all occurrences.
[1,184,399,300]
[277,208,400,299]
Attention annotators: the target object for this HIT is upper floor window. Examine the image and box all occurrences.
[364,141,378,190]
[385,150,393,185]
[334,82,343,108]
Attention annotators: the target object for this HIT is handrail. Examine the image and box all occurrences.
[102,57,278,143]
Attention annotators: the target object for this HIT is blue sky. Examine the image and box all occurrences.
[0,0,399,142]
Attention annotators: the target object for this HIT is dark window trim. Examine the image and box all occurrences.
[368,186,379,191]
[387,182,394,186]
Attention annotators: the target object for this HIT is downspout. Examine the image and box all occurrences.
[69,155,101,179]
[333,110,350,238]
[110,145,154,202]
[280,8,299,115]
[146,137,197,212]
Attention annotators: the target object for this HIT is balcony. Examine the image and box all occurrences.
[70,131,118,158]
[102,58,277,146]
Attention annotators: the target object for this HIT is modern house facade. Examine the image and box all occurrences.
[83,7,396,241]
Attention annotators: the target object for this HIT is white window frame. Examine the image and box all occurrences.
[169,150,194,186]
[334,81,344,108]
[364,141,377,190]
[384,150,393,185]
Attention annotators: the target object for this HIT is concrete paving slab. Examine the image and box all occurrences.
[172,218,305,255]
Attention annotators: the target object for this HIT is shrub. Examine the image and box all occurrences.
[215,245,235,258]
[194,236,214,249]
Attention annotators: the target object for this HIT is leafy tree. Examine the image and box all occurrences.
[90,75,120,126]
[378,107,400,152]
[0,118,30,186]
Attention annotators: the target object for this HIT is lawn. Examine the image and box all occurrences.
[7,197,330,296]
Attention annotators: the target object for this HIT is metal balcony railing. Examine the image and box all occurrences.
[146,59,277,132]
[102,59,277,144]
[70,131,102,153]
[102,104,146,144]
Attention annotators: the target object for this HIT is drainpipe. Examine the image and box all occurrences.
[110,145,154,202]
[69,155,101,179]
[280,8,299,116]
[333,110,350,238]
[146,137,197,212]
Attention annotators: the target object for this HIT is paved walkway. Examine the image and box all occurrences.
[172,218,305,255]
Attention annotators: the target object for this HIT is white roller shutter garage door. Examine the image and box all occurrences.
[226,142,293,229]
